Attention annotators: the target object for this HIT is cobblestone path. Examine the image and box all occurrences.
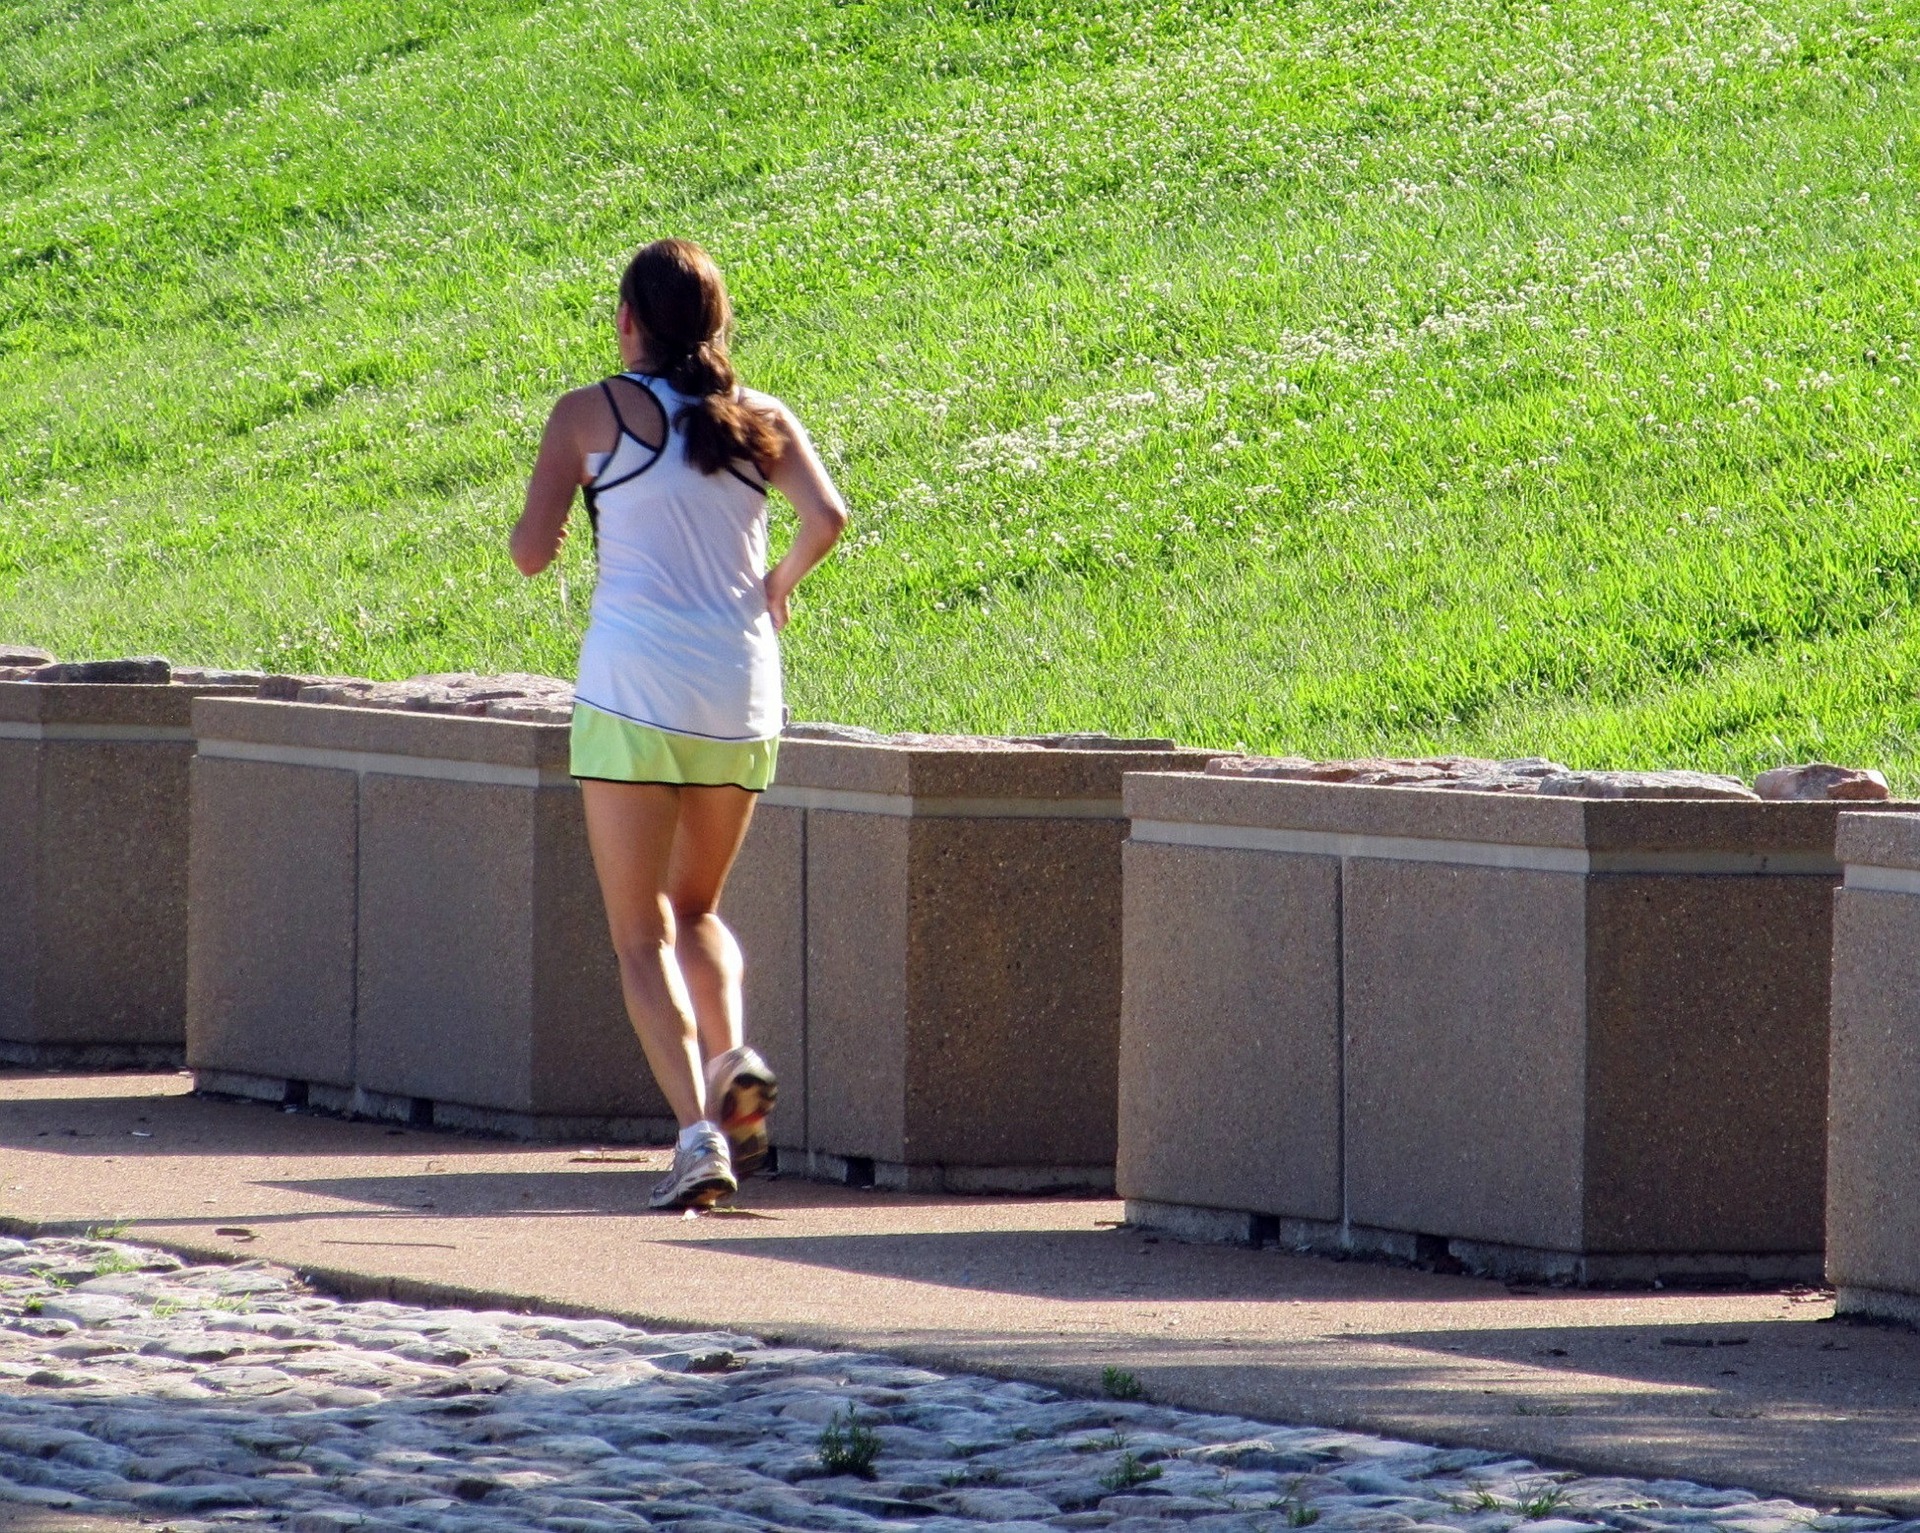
[0,1238,1904,1533]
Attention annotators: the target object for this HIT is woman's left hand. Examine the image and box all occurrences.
[765,565,794,631]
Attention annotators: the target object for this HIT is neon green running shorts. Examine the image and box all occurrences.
[570,703,779,792]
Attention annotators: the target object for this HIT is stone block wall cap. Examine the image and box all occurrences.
[781,722,1210,756]
[29,657,172,685]
[0,645,53,666]
[782,722,889,744]
[1754,762,1891,801]
[1836,808,1920,871]
[191,696,568,770]
[0,678,225,729]
[773,734,1199,799]
[1125,770,1850,855]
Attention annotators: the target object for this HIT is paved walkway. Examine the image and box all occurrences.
[1,1073,1916,1517]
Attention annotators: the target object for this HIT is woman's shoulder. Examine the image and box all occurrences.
[737,387,808,456]
[737,385,794,421]
[549,381,610,422]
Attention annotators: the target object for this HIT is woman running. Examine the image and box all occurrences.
[511,238,848,1210]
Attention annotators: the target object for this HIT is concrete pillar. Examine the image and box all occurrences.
[1120,772,1852,1284]
[1,680,251,1067]
[728,735,1211,1191]
[1827,811,1920,1324]
[187,698,672,1138]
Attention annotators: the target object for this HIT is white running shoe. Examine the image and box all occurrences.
[649,1124,736,1211]
[706,1045,778,1179]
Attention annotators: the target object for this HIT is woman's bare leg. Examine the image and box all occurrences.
[668,786,759,1066]
[579,780,706,1128]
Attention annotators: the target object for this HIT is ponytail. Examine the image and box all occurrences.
[619,240,783,477]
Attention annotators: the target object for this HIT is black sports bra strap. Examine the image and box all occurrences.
[599,379,636,443]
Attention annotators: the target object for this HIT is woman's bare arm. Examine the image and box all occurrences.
[511,390,594,577]
[759,399,848,630]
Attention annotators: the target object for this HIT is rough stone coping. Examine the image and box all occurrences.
[0,680,258,732]
[1836,809,1920,874]
[1756,762,1891,801]
[294,672,575,717]
[1207,754,1567,791]
[1122,770,1908,860]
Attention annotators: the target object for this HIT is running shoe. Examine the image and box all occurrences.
[648,1124,736,1211]
[706,1045,778,1179]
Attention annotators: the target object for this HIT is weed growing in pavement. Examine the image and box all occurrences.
[20,1298,42,1315]
[1280,1477,1322,1526]
[1101,1366,1145,1401]
[149,1298,184,1319]
[208,1296,252,1314]
[817,1410,881,1479]
[1101,1452,1163,1492]
[91,1251,140,1277]
[1462,1485,1573,1519]
[84,1222,132,1242]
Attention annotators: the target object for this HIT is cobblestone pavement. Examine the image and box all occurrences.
[0,1237,1906,1533]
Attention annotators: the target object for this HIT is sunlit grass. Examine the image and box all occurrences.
[3,0,1918,780]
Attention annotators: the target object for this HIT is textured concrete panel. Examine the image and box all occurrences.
[0,740,40,1041]
[31,738,194,1045]
[0,682,253,1056]
[1117,842,1342,1221]
[1583,874,1831,1254]
[186,756,357,1087]
[1828,886,1920,1300]
[1344,860,1589,1253]
[724,803,806,1150]
[356,774,536,1111]
[806,810,910,1163]
[905,816,1126,1169]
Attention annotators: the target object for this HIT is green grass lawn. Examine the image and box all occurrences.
[3,0,1918,779]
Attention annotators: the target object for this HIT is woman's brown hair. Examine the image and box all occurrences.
[619,239,782,477]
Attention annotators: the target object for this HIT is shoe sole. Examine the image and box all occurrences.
[717,1069,777,1180]
[651,1171,737,1212]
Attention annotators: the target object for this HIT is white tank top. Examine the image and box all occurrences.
[573,373,782,742]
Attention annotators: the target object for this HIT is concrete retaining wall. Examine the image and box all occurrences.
[187,698,673,1137]
[1119,771,1857,1284]
[727,734,1211,1191]
[0,680,252,1067]
[1828,811,1920,1324]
